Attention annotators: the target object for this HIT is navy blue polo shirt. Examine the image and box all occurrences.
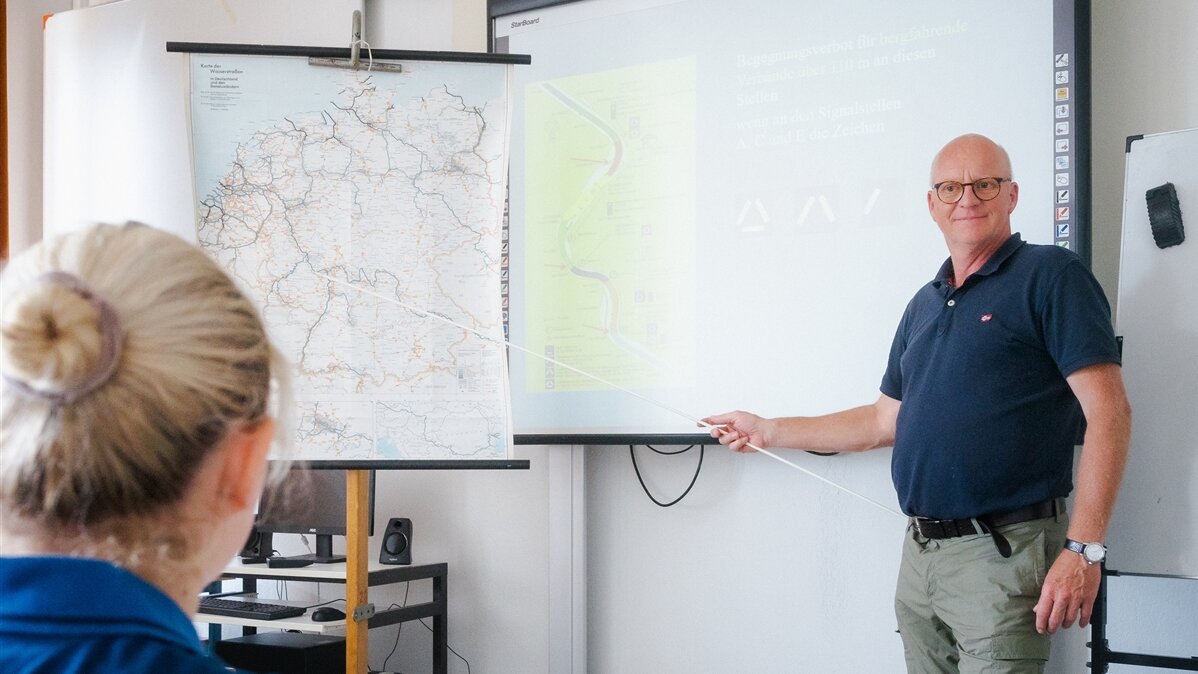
[881,233,1120,519]
[0,556,255,674]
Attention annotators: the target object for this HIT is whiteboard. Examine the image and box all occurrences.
[494,0,1087,439]
[1109,128,1198,578]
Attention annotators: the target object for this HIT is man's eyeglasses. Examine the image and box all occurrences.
[932,177,1010,204]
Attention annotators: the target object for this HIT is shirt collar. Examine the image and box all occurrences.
[933,232,1025,289]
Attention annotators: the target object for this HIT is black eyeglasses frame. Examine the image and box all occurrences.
[931,177,1011,204]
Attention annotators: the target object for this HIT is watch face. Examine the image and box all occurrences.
[1083,543,1105,563]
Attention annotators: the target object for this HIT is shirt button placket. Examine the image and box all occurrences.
[938,298,956,334]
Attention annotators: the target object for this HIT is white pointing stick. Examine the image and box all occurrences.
[313,271,904,519]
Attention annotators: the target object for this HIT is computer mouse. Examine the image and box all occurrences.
[310,606,347,622]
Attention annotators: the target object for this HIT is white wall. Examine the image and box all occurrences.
[39,0,364,240]
[12,2,567,674]
[8,1,1197,672]
[588,445,905,672]
[370,445,588,674]
[360,5,577,672]
[1088,2,1198,672]
[351,451,562,674]
[363,0,485,55]
[582,1,1198,673]
[1090,0,1198,306]
[5,0,70,255]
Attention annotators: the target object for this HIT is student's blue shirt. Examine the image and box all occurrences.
[881,233,1121,519]
[0,556,250,674]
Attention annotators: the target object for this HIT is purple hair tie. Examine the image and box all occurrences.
[3,271,125,405]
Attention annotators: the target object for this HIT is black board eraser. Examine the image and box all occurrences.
[1145,182,1185,249]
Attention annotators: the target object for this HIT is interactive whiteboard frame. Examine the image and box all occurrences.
[493,0,1093,444]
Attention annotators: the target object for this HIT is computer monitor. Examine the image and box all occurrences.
[254,467,376,563]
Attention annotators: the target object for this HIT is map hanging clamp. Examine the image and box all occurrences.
[308,9,403,74]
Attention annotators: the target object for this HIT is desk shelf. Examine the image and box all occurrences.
[202,558,448,673]
[224,558,446,585]
[198,597,346,635]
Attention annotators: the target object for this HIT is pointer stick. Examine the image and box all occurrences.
[314,272,707,426]
[732,441,902,518]
[314,271,905,519]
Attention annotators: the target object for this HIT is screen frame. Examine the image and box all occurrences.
[255,464,378,537]
[492,0,1093,446]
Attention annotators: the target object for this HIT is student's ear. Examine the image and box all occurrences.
[216,418,277,512]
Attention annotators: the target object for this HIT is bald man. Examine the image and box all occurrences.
[705,134,1130,673]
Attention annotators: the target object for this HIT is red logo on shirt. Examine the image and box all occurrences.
[980,313,993,322]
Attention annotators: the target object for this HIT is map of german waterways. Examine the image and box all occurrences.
[190,54,512,461]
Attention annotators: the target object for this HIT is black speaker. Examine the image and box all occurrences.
[239,527,272,564]
[379,517,412,565]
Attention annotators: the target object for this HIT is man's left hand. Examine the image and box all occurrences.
[1033,551,1101,634]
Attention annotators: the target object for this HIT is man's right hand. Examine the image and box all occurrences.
[701,395,900,456]
[701,411,770,452]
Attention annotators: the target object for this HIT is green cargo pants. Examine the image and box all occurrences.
[894,512,1069,673]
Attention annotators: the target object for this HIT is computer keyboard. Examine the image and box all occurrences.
[197,596,306,620]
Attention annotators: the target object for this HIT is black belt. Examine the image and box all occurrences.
[910,498,1062,558]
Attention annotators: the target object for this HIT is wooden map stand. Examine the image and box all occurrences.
[346,469,371,673]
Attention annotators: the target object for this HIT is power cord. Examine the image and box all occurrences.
[629,444,705,507]
[368,577,472,674]
[301,597,346,611]
[378,582,411,673]
[417,617,472,674]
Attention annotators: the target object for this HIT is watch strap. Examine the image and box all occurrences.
[1063,538,1106,564]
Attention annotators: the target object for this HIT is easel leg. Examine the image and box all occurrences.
[346,469,370,673]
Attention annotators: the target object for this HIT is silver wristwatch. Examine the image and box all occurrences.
[1063,538,1107,564]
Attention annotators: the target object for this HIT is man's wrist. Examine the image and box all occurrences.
[760,417,777,448]
[1063,538,1107,564]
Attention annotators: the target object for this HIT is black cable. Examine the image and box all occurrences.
[368,583,472,674]
[646,443,695,455]
[301,598,346,610]
[379,582,411,673]
[629,443,704,507]
[376,608,402,673]
[417,618,472,674]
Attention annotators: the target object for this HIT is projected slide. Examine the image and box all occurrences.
[524,58,696,392]
[498,0,1075,436]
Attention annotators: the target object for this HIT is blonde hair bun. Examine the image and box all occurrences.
[1,222,287,530]
[2,275,119,403]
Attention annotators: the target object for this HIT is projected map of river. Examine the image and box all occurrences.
[522,58,697,392]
